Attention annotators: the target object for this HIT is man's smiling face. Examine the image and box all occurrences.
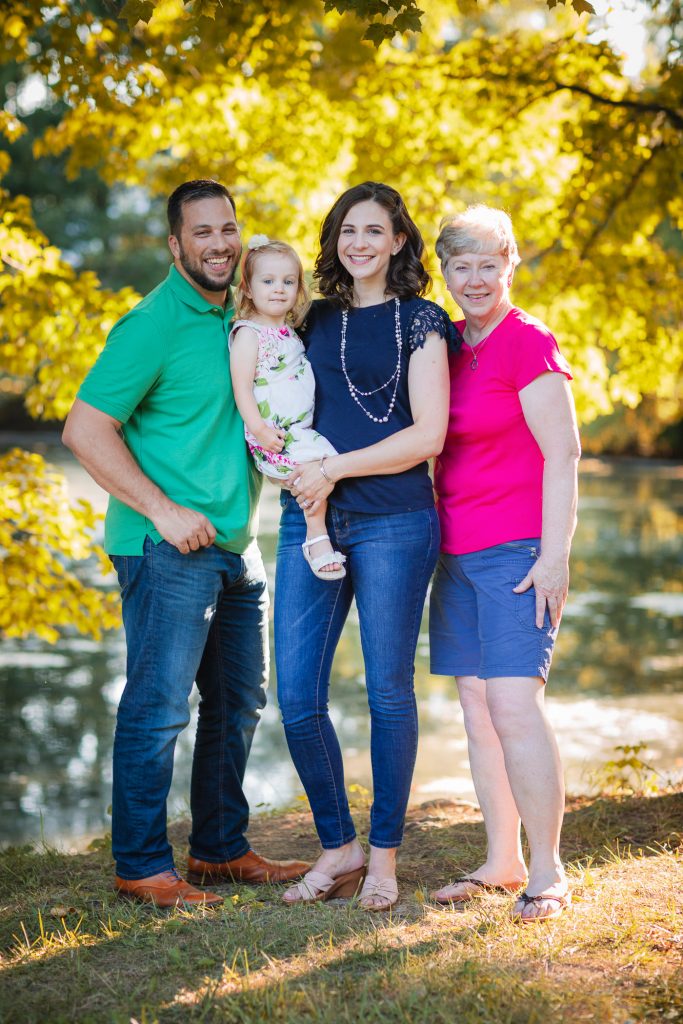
[169,196,242,297]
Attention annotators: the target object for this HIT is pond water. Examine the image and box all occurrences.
[1,443,682,849]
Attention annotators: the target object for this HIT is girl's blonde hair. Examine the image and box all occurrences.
[435,204,520,271]
[234,239,311,327]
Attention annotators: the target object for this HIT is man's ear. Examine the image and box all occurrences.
[168,234,180,259]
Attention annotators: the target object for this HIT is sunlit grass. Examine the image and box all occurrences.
[1,791,681,1023]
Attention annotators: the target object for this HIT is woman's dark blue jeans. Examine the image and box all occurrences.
[275,494,439,850]
[110,537,269,880]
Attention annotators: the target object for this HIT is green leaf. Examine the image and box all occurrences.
[363,22,393,44]
[393,10,423,33]
[257,400,271,418]
[191,0,220,18]
[544,0,594,10]
[120,0,155,28]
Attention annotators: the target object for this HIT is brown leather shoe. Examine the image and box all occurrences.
[115,869,223,908]
[186,849,311,885]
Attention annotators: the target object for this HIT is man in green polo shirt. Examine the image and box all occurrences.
[63,180,309,907]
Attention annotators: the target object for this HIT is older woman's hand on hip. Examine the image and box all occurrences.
[289,459,336,513]
[513,556,569,629]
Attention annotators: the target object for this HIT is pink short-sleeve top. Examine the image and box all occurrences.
[435,307,572,555]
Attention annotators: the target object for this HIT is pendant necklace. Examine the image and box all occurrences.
[340,297,402,423]
[463,305,512,370]
[465,335,489,371]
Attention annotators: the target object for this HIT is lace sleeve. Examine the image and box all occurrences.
[407,302,463,354]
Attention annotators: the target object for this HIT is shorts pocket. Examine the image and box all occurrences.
[481,543,539,562]
[511,574,552,634]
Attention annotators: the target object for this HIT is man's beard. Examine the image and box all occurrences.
[177,243,239,293]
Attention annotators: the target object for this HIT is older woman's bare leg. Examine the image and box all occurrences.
[432,675,527,901]
[486,676,567,921]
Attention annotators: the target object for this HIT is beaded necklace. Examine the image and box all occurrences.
[340,297,402,424]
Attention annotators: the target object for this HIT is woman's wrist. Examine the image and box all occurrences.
[539,536,571,560]
[537,547,570,570]
[323,454,349,484]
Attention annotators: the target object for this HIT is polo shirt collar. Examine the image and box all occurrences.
[167,264,232,315]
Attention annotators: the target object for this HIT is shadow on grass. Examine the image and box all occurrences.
[0,791,681,1023]
[0,909,582,1024]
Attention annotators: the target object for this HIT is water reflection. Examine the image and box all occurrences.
[1,447,681,848]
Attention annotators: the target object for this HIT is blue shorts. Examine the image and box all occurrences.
[429,539,558,682]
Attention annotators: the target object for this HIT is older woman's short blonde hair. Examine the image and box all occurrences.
[436,204,520,271]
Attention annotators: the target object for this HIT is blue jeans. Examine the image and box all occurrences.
[275,495,439,849]
[110,537,269,880]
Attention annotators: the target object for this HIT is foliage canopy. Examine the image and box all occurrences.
[1,0,681,639]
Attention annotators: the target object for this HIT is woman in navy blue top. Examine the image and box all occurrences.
[275,182,459,910]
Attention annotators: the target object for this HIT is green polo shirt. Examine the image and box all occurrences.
[78,265,261,555]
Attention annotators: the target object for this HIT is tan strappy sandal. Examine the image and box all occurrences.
[282,866,366,904]
[359,874,399,912]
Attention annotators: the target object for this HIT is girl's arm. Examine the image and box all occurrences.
[290,332,449,507]
[229,326,285,452]
[513,372,581,628]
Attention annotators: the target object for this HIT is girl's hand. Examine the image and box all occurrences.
[254,423,286,453]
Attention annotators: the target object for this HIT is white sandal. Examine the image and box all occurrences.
[302,534,347,581]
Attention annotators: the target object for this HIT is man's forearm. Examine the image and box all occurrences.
[64,416,171,519]
[63,398,216,552]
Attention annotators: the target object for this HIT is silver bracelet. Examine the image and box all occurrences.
[319,456,333,484]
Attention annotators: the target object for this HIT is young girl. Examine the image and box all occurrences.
[229,236,346,580]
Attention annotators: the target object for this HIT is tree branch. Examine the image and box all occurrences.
[579,144,664,259]
[551,80,683,131]
[528,112,640,263]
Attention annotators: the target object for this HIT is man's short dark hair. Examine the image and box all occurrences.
[167,180,236,236]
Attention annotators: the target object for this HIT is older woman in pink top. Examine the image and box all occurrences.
[429,205,581,923]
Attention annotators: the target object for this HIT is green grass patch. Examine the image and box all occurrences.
[1,791,681,1023]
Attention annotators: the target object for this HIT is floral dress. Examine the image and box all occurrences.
[229,318,337,480]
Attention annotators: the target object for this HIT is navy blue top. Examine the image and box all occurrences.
[301,296,460,514]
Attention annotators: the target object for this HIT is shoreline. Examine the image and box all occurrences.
[3,431,683,471]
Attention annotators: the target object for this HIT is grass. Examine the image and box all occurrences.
[0,790,681,1024]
